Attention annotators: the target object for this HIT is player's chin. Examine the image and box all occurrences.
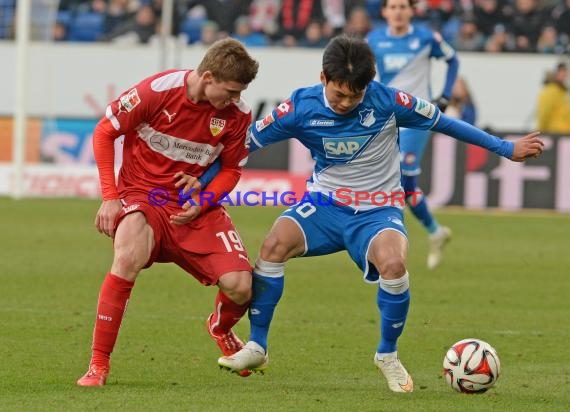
[213,101,230,110]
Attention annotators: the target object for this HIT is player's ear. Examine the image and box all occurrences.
[320,71,326,86]
[202,71,214,84]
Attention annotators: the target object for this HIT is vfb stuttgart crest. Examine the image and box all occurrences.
[210,117,226,136]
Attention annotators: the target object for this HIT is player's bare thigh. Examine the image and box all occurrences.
[259,217,306,262]
[111,212,155,281]
[367,230,408,280]
[218,270,252,305]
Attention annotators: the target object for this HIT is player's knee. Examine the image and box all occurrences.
[111,249,143,279]
[378,256,406,280]
[259,232,291,262]
[219,271,252,305]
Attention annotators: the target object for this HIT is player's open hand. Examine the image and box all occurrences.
[170,201,202,226]
[95,199,122,238]
[174,171,202,197]
[511,131,544,162]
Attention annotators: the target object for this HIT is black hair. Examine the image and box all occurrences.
[322,35,376,93]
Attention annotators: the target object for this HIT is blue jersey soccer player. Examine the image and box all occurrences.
[195,35,543,393]
[367,0,459,269]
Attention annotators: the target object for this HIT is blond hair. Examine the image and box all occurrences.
[197,38,259,85]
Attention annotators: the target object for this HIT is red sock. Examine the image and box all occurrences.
[89,273,134,367]
[209,291,249,335]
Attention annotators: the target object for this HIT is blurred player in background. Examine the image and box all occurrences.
[367,0,459,269]
[76,38,259,386]
[198,35,543,393]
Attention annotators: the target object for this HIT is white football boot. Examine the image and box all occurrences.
[218,341,268,374]
[374,352,414,393]
[427,226,452,270]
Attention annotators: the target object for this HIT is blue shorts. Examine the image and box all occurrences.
[280,193,407,283]
[399,128,431,176]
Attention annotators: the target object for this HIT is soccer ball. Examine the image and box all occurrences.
[442,338,501,393]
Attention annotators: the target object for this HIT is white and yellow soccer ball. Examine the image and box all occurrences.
[443,338,501,393]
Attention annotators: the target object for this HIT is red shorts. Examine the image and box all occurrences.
[114,196,252,286]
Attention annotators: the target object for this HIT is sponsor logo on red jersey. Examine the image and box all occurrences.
[395,91,413,109]
[276,99,293,118]
[119,88,141,112]
[210,117,226,136]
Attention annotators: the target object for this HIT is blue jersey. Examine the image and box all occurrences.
[200,84,513,207]
[250,81,441,211]
[366,25,456,100]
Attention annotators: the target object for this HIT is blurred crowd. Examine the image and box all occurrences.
[0,0,569,54]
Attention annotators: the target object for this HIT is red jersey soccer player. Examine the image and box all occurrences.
[77,39,259,386]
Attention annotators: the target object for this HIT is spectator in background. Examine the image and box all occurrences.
[200,20,224,45]
[99,4,157,43]
[510,0,546,52]
[52,20,68,41]
[553,0,570,50]
[449,76,477,125]
[321,0,366,38]
[187,0,252,38]
[232,15,270,46]
[298,19,329,47]
[343,6,371,38]
[414,0,456,31]
[322,0,347,37]
[275,0,325,46]
[59,0,107,13]
[454,13,485,51]
[536,25,562,54]
[484,23,515,52]
[249,0,280,38]
[472,0,510,38]
[536,62,570,134]
[101,0,132,36]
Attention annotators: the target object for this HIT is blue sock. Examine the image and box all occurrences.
[249,269,284,351]
[376,280,410,354]
[402,175,438,234]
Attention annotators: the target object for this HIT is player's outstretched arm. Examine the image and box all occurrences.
[431,114,544,161]
[510,131,544,161]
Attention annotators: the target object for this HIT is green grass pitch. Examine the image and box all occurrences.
[1,198,569,411]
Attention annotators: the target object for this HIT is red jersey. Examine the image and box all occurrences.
[93,69,251,208]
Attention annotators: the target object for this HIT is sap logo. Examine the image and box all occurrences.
[309,119,335,127]
[383,54,413,72]
[322,136,371,159]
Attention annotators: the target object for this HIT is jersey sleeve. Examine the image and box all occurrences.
[249,95,298,150]
[93,75,163,200]
[391,87,441,130]
[430,31,456,61]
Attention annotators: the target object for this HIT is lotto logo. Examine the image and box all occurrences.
[276,99,293,118]
[396,91,413,109]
